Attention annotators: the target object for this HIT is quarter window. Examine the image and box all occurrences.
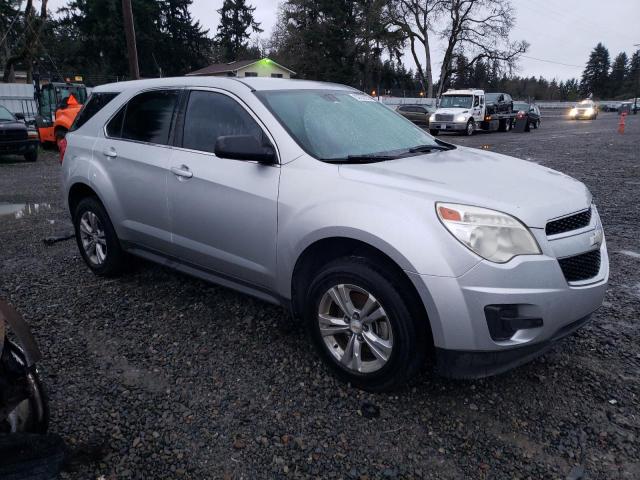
[72,92,118,131]
[115,90,179,144]
[181,91,265,155]
[244,72,258,77]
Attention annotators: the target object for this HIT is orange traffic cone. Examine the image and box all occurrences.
[618,112,626,134]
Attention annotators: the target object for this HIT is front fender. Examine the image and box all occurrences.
[275,157,480,299]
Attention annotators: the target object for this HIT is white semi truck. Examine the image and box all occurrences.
[428,89,517,136]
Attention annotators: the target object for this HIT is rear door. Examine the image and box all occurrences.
[166,89,280,288]
[92,89,179,252]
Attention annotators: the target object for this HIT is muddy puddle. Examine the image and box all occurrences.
[0,202,51,220]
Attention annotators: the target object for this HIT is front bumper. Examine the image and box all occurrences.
[0,138,38,155]
[407,213,609,378]
[429,122,467,131]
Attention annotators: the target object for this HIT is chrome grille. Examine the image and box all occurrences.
[546,208,592,236]
[558,250,601,282]
[435,114,454,122]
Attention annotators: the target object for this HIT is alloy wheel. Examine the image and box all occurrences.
[317,284,394,374]
[79,211,107,266]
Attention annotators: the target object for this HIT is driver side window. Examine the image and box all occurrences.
[181,90,267,155]
[474,97,480,107]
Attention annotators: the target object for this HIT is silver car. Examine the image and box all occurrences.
[61,77,608,391]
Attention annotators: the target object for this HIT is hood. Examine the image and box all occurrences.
[0,120,27,132]
[435,108,470,115]
[338,147,591,228]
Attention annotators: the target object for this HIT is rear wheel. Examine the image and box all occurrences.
[304,256,428,391]
[73,197,126,277]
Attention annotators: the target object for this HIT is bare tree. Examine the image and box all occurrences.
[435,0,527,97]
[387,0,444,98]
[2,0,48,83]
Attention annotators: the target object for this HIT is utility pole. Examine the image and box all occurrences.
[122,0,140,80]
[634,44,639,114]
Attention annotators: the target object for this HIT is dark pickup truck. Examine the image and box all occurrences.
[0,105,39,162]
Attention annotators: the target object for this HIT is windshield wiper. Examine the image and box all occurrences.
[408,144,451,153]
[323,154,399,164]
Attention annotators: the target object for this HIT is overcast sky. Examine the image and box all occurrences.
[46,0,640,81]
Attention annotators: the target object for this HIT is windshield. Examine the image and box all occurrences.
[256,90,440,161]
[0,106,14,121]
[513,102,530,111]
[439,95,473,109]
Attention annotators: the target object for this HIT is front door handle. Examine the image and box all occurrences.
[102,147,117,158]
[171,165,193,179]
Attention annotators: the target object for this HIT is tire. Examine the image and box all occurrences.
[0,433,65,480]
[464,120,475,136]
[303,256,428,392]
[24,151,37,162]
[0,341,48,435]
[54,129,66,151]
[429,129,439,136]
[73,196,125,277]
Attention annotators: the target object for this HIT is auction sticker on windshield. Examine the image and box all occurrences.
[349,93,376,102]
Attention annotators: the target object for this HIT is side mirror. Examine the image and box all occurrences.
[214,135,276,164]
[14,112,25,121]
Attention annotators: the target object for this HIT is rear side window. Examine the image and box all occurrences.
[181,91,264,154]
[111,90,179,144]
[71,92,118,131]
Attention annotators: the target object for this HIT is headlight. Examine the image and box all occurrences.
[436,203,541,263]
[569,108,577,116]
[429,114,436,122]
[27,130,39,138]
[585,107,594,115]
[456,115,466,122]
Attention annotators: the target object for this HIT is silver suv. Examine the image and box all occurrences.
[61,77,608,391]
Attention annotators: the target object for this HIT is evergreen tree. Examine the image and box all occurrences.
[160,0,210,75]
[580,42,610,98]
[214,0,262,62]
[625,51,639,100]
[608,52,628,99]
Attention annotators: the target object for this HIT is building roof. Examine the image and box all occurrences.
[186,58,296,76]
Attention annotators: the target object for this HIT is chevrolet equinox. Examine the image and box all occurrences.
[61,78,608,391]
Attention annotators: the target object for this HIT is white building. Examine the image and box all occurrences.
[187,58,295,79]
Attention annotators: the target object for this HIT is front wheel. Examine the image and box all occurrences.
[465,120,475,136]
[304,257,428,391]
[24,151,37,162]
[429,129,439,136]
[73,197,126,277]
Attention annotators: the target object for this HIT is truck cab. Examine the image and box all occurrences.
[429,89,514,136]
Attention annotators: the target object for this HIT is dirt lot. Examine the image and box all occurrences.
[1,111,638,479]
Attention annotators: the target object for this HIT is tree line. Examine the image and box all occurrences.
[0,0,637,101]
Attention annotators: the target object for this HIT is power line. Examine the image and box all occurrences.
[521,55,583,69]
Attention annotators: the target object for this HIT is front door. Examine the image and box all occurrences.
[167,89,280,289]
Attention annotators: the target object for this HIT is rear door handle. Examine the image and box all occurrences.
[102,147,117,158]
[171,165,193,179]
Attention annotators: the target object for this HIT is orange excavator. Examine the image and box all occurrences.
[34,79,88,148]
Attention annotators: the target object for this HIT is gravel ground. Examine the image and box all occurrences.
[0,112,638,479]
